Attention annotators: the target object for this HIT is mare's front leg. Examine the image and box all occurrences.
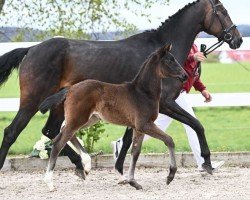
[127,130,144,190]
[160,98,212,174]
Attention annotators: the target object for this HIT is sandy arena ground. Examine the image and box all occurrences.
[0,167,249,200]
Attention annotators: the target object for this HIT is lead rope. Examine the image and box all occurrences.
[201,42,250,72]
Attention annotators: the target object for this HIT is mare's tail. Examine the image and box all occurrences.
[39,88,69,114]
[0,47,32,86]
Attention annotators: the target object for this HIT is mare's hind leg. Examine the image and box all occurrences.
[42,106,86,178]
[139,122,177,185]
[0,105,37,169]
[127,130,144,190]
[115,127,133,179]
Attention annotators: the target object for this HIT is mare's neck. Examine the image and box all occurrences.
[155,1,206,66]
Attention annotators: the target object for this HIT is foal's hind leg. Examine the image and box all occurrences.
[44,111,93,191]
[44,126,78,191]
[42,106,96,179]
[127,130,144,190]
[140,122,177,185]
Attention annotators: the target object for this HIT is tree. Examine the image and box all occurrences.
[0,0,169,40]
[0,0,5,12]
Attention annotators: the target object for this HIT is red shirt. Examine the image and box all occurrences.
[182,44,206,93]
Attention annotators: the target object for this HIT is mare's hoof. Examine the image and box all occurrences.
[166,176,174,185]
[75,168,86,180]
[202,163,213,175]
[128,180,143,190]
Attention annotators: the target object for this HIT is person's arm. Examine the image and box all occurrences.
[193,79,212,103]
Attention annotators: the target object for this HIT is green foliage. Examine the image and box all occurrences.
[0,0,169,40]
[76,121,106,153]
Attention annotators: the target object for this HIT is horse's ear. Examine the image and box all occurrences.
[164,43,172,52]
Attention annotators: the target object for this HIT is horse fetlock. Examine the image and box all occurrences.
[44,171,55,192]
[81,153,91,174]
[115,169,127,184]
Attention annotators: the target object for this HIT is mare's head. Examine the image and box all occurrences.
[155,44,187,82]
[202,0,242,49]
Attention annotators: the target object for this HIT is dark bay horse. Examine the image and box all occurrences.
[0,0,242,176]
[40,44,187,191]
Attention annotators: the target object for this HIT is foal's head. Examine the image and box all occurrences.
[156,44,187,82]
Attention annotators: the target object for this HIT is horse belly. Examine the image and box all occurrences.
[93,105,135,128]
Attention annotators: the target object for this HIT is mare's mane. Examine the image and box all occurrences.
[145,0,200,33]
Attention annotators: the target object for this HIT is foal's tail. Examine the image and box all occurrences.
[39,88,69,114]
[0,47,32,86]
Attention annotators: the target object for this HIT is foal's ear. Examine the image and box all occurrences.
[164,43,172,52]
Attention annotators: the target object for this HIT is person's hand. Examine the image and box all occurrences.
[201,89,212,103]
[193,52,206,62]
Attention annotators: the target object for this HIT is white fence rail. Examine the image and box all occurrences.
[0,93,250,111]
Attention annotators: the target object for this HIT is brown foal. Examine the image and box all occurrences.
[39,44,187,191]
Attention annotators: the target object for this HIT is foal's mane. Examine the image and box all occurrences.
[145,0,200,33]
[131,49,161,83]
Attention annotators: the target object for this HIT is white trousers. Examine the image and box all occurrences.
[151,91,204,167]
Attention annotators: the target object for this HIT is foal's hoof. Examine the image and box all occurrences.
[128,180,143,190]
[75,168,86,180]
[166,176,174,185]
[202,163,213,175]
[166,166,177,185]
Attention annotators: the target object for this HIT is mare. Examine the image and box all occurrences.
[0,0,242,177]
[39,44,187,191]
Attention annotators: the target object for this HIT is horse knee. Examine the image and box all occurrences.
[42,127,60,140]
[196,123,205,135]
[165,136,175,149]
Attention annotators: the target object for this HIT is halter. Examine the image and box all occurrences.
[203,0,237,56]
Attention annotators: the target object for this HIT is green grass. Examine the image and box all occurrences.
[191,62,250,93]
[1,108,249,155]
[0,62,250,155]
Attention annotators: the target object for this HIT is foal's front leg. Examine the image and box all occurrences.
[127,130,144,190]
[142,122,177,185]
